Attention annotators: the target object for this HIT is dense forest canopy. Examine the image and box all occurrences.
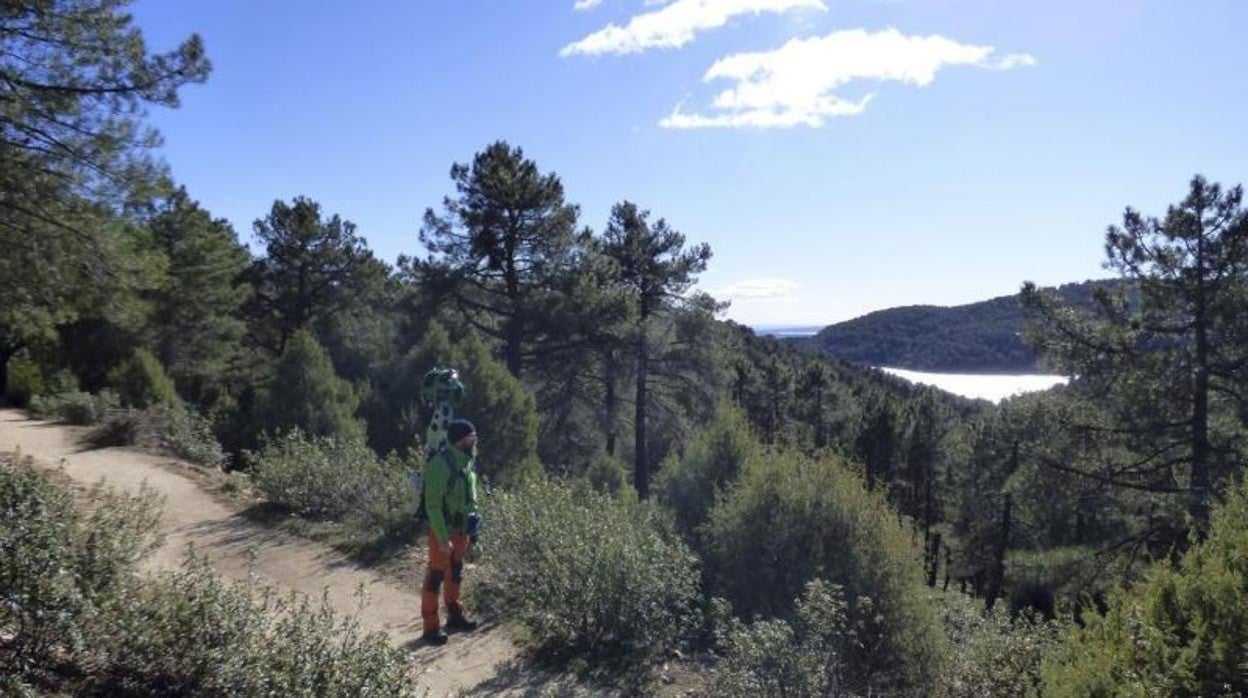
[3,2,1248,695]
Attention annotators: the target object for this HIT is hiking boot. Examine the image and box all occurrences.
[422,628,449,646]
[446,609,479,633]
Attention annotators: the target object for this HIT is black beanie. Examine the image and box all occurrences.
[447,419,475,445]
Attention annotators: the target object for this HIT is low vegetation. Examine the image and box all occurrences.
[1041,477,1248,697]
[86,402,227,468]
[477,478,700,666]
[28,390,120,426]
[247,429,416,534]
[701,449,946,693]
[0,455,417,697]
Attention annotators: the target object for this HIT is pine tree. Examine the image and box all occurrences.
[599,201,711,498]
[110,348,179,409]
[415,141,579,379]
[144,188,250,406]
[244,197,386,355]
[257,330,364,442]
[798,362,833,449]
[0,0,208,395]
[1023,176,1248,538]
[523,234,635,465]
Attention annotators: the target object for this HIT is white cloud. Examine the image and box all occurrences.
[660,27,1036,129]
[991,53,1037,70]
[715,278,800,301]
[573,0,603,11]
[561,0,827,57]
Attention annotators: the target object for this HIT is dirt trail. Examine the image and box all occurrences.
[0,408,524,697]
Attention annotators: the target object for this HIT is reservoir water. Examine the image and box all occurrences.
[879,367,1067,403]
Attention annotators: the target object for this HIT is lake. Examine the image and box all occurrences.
[879,367,1068,403]
[753,325,822,338]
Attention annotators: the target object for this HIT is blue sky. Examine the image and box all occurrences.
[131,0,1248,326]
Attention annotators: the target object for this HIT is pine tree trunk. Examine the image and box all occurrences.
[814,384,826,448]
[927,532,942,587]
[634,322,650,498]
[1191,221,1211,539]
[504,237,523,378]
[0,339,21,403]
[866,452,876,492]
[604,352,618,457]
[769,383,779,444]
[986,491,1012,612]
[504,310,523,378]
[0,350,10,402]
[922,460,934,542]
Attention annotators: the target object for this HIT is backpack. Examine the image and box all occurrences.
[412,447,468,523]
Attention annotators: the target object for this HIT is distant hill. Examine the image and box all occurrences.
[800,279,1125,373]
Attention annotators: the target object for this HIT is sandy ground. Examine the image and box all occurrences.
[0,408,530,697]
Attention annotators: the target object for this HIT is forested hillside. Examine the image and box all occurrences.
[4,2,1248,696]
[804,279,1128,372]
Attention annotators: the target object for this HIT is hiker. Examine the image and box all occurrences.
[421,418,482,646]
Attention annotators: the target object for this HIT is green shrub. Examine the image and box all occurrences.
[0,455,161,667]
[109,349,179,409]
[0,454,418,696]
[152,403,227,468]
[656,400,760,535]
[1041,478,1248,697]
[0,674,38,697]
[94,557,418,697]
[478,478,700,664]
[44,368,80,395]
[582,450,636,502]
[0,456,92,663]
[935,593,1062,698]
[29,390,121,425]
[85,404,227,468]
[1004,546,1102,617]
[257,330,366,442]
[710,579,871,697]
[247,429,415,526]
[4,357,43,407]
[701,450,945,692]
[85,408,149,449]
[221,471,251,497]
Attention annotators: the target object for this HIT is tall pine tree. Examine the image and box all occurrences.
[1023,175,1248,538]
[244,197,384,355]
[415,141,578,379]
[144,188,250,406]
[599,201,711,498]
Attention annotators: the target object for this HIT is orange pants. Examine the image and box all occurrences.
[422,530,471,632]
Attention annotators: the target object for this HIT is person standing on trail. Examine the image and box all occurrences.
[422,418,482,646]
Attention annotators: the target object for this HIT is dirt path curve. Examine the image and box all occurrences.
[0,409,522,697]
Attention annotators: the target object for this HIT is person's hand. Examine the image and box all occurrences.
[436,539,452,556]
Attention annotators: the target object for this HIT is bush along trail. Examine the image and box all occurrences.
[0,408,520,697]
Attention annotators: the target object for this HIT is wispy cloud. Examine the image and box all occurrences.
[573,0,603,11]
[661,27,1035,128]
[715,278,800,301]
[561,0,828,57]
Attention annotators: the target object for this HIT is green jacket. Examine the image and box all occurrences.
[424,445,479,544]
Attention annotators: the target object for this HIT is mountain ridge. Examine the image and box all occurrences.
[797,279,1124,373]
